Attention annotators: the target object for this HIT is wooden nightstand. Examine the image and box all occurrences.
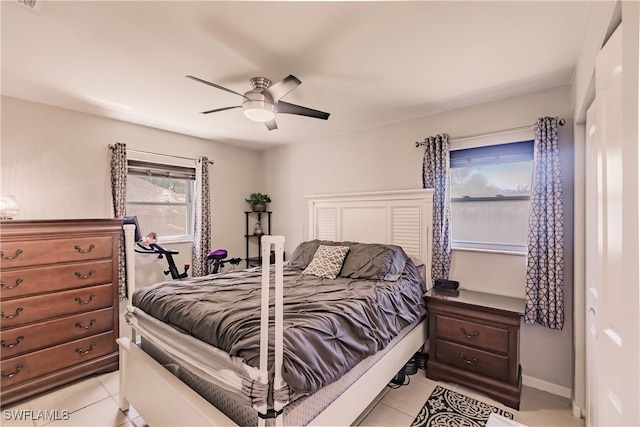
[425,288,525,409]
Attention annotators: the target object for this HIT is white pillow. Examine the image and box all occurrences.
[302,245,350,279]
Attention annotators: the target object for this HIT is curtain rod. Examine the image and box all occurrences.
[109,145,214,164]
[415,118,566,147]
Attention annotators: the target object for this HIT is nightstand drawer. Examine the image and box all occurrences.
[0,284,113,329]
[435,314,509,354]
[0,260,113,299]
[0,236,113,269]
[1,308,114,359]
[0,331,116,389]
[435,339,509,383]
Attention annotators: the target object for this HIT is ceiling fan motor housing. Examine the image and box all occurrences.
[242,78,276,122]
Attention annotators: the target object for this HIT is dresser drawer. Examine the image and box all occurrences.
[435,314,509,354]
[1,308,114,359]
[0,284,113,329]
[0,331,116,389]
[0,236,113,269]
[435,339,509,382]
[0,260,113,300]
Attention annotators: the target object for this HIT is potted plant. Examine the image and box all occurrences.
[245,192,271,212]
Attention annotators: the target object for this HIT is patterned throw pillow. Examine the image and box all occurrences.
[302,245,350,279]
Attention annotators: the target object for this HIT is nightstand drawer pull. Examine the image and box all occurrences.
[459,327,479,339]
[74,244,95,254]
[1,364,24,378]
[0,278,23,290]
[75,344,95,356]
[459,353,479,365]
[1,307,23,319]
[75,319,97,330]
[74,269,96,279]
[0,249,23,260]
[1,336,24,348]
[74,294,96,305]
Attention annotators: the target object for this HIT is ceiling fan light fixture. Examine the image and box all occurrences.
[243,100,276,123]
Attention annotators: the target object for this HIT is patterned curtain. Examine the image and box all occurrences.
[109,142,128,299]
[422,134,452,283]
[525,117,564,330]
[192,157,211,277]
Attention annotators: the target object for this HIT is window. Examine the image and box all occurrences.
[450,140,534,253]
[126,160,195,242]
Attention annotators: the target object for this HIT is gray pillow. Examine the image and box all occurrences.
[289,239,351,269]
[340,243,409,281]
[289,240,409,281]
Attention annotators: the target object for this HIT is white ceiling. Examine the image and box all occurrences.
[1,1,591,149]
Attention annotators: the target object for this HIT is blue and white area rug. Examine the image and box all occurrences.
[411,385,515,427]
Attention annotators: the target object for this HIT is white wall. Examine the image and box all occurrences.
[265,85,575,393]
[0,95,265,281]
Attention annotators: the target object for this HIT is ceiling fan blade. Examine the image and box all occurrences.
[186,75,249,100]
[264,75,301,102]
[200,105,242,114]
[264,119,278,131]
[276,101,330,120]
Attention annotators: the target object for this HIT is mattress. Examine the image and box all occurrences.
[139,317,424,426]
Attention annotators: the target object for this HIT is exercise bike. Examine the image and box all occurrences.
[206,249,242,275]
[124,216,242,279]
[124,216,190,280]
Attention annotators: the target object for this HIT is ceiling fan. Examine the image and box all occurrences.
[186,74,330,131]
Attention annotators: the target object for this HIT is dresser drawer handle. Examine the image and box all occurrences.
[459,327,479,339]
[75,319,97,330]
[0,278,23,290]
[1,364,24,378]
[75,344,95,356]
[74,270,96,279]
[459,353,479,365]
[74,244,95,254]
[1,307,23,319]
[74,294,96,305]
[1,336,24,348]
[0,249,23,260]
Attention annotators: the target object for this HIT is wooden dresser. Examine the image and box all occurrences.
[0,219,122,407]
[425,289,525,409]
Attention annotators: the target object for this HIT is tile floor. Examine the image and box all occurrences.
[1,370,584,427]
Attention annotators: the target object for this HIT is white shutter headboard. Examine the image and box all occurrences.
[305,189,434,285]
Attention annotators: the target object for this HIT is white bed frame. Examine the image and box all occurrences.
[117,189,434,426]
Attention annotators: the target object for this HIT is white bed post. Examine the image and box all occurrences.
[259,235,286,426]
[123,224,137,340]
[120,223,136,412]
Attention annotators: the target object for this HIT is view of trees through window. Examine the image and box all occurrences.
[126,175,193,241]
[450,142,533,252]
[451,161,532,198]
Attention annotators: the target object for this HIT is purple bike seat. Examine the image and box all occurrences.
[207,249,227,259]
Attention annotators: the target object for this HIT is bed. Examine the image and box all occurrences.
[117,189,434,426]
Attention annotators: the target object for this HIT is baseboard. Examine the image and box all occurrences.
[572,403,584,419]
[522,375,572,399]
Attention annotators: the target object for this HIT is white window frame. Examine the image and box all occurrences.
[449,131,535,255]
[126,156,196,243]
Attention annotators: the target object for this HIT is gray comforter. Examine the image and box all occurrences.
[132,260,425,394]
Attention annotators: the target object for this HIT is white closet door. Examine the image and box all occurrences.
[589,22,640,426]
[584,101,600,427]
